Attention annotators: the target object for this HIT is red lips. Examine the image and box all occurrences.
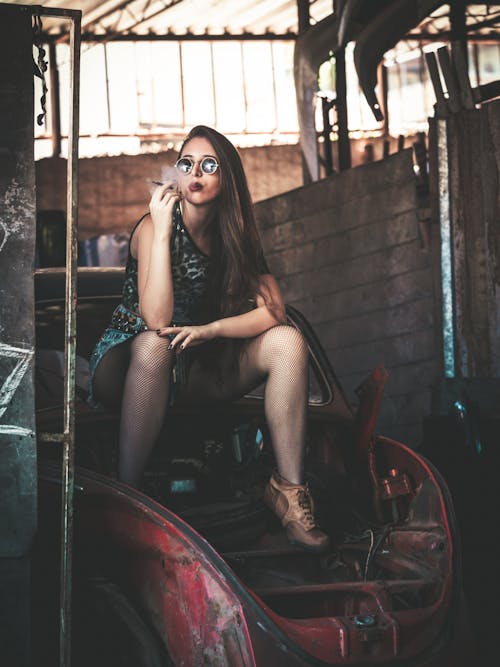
[189,182,202,192]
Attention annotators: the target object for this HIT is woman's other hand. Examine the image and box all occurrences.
[148,181,181,241]
[156,323,220,350]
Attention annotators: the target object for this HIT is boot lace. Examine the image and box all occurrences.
[296,487,316,529]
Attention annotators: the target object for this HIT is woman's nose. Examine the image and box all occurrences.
[192,160,202,176]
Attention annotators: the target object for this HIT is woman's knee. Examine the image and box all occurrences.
[259,325,309,366]
[130,331,175,374]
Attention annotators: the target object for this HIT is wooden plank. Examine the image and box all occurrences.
[485,102,500,375]
[266,208,420,277]
[306,297,435,350]
[340,359,437,400]
[275,238,432,303]
[324,327,436,378]
[451,40,475,110]
[436,46,462,113]
[255,150,415,228]
[261,186,417,253]
[296,266,434,324]
[449,108,493,376]
[279,263,434,310]
[424,51,449,119]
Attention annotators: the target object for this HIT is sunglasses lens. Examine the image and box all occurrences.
[176,158,192,174]
[201,157,218,174]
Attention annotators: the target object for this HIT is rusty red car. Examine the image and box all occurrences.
[32,267,473,666]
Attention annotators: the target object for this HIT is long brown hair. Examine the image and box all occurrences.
[178,126,275,373]
[178,125,268,321]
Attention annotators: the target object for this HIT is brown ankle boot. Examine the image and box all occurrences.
[263,472,330,552]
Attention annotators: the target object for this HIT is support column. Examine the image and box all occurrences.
[335,46,351,171]
[450,0,468,63]
[0,5,38,667]
[297,0,312,184]
[49,41,61,157]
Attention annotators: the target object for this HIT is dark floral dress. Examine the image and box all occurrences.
[88,202,210,407]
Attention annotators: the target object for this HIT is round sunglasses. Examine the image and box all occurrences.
[175,156,219,175]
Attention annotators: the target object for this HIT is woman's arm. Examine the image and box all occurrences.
[157,274,287,349]
[135,185,180,329]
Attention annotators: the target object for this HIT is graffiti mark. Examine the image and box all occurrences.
[0,342,34,420]
[0,220,7,253]
[0,425,34,437]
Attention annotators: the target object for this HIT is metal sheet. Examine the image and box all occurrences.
[0,2,37,558]
[294,13,340,181]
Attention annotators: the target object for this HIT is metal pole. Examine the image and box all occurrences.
[321,97,334,175]
[297,0,311,184]
[178,41,186,129]
[335,47,351,171]
[59,10,80,666]
[297,0,310,34]
[210,41,217,128]
[49,41,61,157]
[450,0,468,67]
[437,118,456,378]
[380,63,389,136]
[103,42,112,132]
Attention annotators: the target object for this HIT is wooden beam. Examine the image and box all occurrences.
[424,50,449,119]
[436,45,461,113]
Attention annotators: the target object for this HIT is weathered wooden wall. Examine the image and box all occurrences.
[255,150,439,446]
[447,99,500,378]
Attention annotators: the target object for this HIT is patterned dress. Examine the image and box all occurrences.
[88,202,211,407]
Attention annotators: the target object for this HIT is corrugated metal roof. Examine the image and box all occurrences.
[14,1,499,42]
[19,0,335,37]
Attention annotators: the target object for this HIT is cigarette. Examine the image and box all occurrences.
[148,179,178,189]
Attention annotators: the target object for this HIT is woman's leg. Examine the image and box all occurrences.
[180,325,328,551]
[93,332,175,487]
[181,325,308,482]
[241,325,309,485]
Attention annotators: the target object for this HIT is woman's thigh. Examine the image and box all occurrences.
[92,340,131,411]
[177,337,267,406]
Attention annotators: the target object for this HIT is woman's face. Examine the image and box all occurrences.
[177,136,222,207]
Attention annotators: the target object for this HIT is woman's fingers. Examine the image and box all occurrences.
[179,334,194,350]
[170,329,192,349]
[156,326,208,350]
[149,181,179,209]
[156,326,182,336]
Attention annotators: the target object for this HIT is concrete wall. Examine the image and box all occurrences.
[36,143,304,238]
[35,135,420,239]
[254,150,439,447]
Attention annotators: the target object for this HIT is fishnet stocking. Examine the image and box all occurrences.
[92,331,175,487]
[93,325,308,488]
[180,325,309,484]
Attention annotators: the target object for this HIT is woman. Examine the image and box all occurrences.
[89,126,328,552]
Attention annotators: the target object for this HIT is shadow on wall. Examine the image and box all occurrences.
[36,209,129,268]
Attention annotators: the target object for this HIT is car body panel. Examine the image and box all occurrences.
[33,268,474,665]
